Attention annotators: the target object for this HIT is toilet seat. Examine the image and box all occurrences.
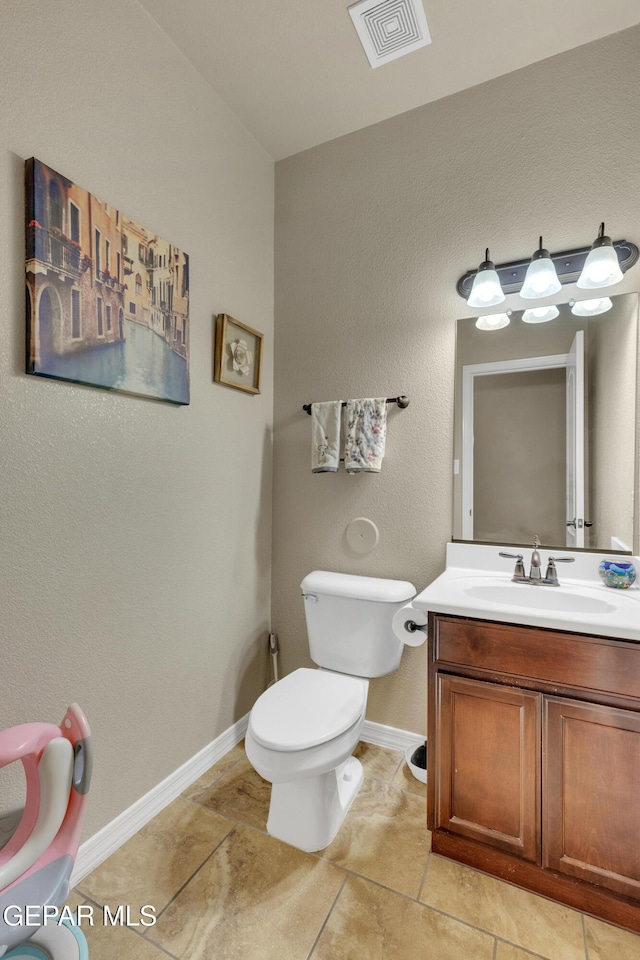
[249,668,367,752]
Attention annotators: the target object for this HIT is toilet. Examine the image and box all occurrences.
[245,570,416,852]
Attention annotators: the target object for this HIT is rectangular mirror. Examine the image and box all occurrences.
[453,292,639,553]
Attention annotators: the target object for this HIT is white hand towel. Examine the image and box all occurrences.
[311,401,341,473]
[344,398,388,473]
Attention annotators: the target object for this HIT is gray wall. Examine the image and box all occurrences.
[473,368,566,545]
[273,27,640,734]
[0,0,274,835]
[588,294,639,549]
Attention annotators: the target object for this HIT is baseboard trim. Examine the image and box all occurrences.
[72,714,423,885]
[71,713,249,885]
[361,719,425,753]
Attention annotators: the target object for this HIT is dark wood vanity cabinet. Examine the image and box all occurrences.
[428,614,640,932]
[543,696,640,901]
[435,675,541,862]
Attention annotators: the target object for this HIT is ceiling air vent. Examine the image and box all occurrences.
[348,0,432,68]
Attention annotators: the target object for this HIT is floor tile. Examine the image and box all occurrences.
[495,943,544,960]
[183,743,246,800]
[420,856,585,960]
[66,737,640,960]
[83,921,171,960]
[353,742,403,782]
[150,822,345,960]
[312,874,494,960]
[392,759,427,798]
[190,755,271,830]
[77,796,234,916]
[321,777,431,898]
[585,915,640,960]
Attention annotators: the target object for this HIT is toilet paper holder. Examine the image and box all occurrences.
[404,619,427,634]
[393,603,427,648]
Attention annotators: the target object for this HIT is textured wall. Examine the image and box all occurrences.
[588,294,639,549]
[273,26,640,735]
[0,0,273,835]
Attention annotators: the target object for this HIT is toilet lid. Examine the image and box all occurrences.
[249,668,367,752]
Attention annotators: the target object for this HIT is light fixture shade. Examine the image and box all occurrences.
[467,249,505,308]
[521,305,560,324]
[520,238,562,299]
[475,312,511,331]
[570,297,613,317]
[577,223,624,289]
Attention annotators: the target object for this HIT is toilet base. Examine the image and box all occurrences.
[266,755,364,852]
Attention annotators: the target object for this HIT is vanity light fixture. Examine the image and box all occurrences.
[457,232,638,301]
[522,305,560,324]
[519,237,562,299]
[576,223,624,289]
[466,249,505,308]
[475,311,511,331]
[570,297,613,317]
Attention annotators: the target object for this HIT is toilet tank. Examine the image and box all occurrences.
[300,571,416,678]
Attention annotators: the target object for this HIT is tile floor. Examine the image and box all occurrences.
[71,742,640,960]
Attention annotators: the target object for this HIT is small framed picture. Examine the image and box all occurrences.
[214,314,263,395]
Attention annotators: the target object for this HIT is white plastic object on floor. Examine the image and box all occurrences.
[4,917,88,959]
[405,743,427,784]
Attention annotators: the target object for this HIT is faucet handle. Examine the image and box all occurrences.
[545,556,575,584]
[499,552,526,580]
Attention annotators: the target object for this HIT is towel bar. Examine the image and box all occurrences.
[303,396,409,415]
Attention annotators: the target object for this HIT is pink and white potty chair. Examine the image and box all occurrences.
[0,704,92,959]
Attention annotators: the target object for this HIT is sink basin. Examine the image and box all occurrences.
[411,544,640,642]
[462,580,617,615]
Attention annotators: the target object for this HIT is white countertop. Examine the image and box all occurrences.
[412,542,640,642]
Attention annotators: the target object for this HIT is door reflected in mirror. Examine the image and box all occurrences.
[453,293,638,553]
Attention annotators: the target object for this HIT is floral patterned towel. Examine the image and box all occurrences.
[344,399,387,473]
[311,401,341,472]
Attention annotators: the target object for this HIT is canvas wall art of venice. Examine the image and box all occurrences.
[25,158,190,404]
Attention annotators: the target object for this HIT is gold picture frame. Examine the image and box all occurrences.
[214,313,263,395]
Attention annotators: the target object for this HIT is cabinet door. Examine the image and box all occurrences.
[436,675,541,862]
[544,697,640,900]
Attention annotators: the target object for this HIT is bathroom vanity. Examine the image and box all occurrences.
[427,288,640,928]
[413,544,640,933]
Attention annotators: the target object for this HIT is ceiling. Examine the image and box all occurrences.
[138,0,640,160]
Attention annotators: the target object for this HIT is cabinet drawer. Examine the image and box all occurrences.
[433,615,640,701]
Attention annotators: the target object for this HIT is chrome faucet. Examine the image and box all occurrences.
[500,536,575,585]
[529,536,542,581]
